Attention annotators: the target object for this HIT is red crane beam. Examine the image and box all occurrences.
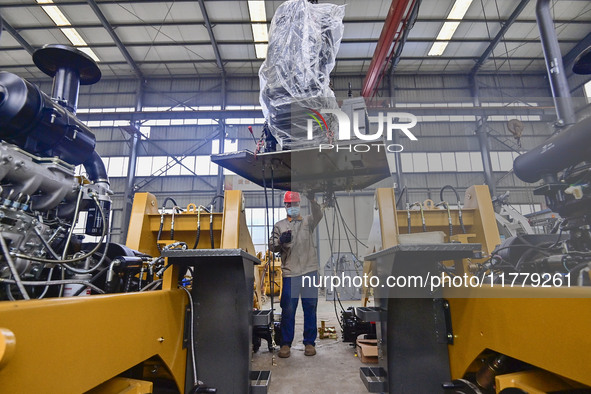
[361,0,413,98]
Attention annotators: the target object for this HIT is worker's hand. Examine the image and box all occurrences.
[279,231,292,244]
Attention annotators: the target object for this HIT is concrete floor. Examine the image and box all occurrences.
[252,297,371,394]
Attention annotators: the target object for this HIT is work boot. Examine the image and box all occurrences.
[278,345,291,358]
[304,344,316,356]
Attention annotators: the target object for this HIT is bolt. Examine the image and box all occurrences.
[158,337,164,343]
[447,334,453,340]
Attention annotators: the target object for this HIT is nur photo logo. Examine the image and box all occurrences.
[305,108,419,152]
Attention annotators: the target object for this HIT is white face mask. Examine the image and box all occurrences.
[286,206,300,217]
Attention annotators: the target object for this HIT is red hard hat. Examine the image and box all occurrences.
[284,191,300,203]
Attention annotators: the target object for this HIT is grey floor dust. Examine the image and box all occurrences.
[252,297,371,394]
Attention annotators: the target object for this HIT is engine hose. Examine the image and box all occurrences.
[0,277,105,294]
[419,203,427,232]
[193,226,201,249]
[38,266,55,299]
[171,209,176,240]
[157,198,179,251]
[440,185,466,234]
[157,212,164,251]
[437,202,453,237]
[83,151,109,185]
[193,208,202,249]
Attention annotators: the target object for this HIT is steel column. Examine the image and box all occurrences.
[120,81,144,243]
[197,0,226,212]
[471,76,496,197]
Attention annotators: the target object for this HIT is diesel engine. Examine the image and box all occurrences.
[0,44,157,300]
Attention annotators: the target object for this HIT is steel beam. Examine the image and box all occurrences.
[86,0,144,81]
[0,56,548,71]
[0,16,34,55]
[197,0,225,75]
[6,17,591,31]
[2,37,579,52]
[470,0,531,76]
[74,105,554,123]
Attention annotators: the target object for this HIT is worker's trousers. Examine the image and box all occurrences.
[280,271,318,347]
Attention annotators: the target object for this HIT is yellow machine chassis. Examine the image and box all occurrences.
[0,190,256,393]
[368,185,591,391]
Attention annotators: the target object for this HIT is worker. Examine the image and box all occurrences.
[269,190,323,358]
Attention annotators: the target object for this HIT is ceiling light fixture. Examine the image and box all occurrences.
[248,1,268,59]
[37,0,100,62]
[428,0,473,56]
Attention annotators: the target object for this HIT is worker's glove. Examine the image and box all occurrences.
[279,231,292,244]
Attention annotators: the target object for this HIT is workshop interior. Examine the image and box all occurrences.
[0,0,591,393]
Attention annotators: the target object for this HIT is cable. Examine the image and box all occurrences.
[323,210,344,329]
[334,199,368,248]
[180,286,199,388]
[209,210,214,249]
[0,233,30,300]
[395,186,407,210]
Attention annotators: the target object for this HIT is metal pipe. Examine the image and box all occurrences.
[51,66,80,113]
[121,81,144,242]
[0,234,30,300]
[389,75,407,204]
[536,0,576,126]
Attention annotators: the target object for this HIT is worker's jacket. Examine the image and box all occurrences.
[269,200,323,277]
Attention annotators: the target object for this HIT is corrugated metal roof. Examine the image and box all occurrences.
[0,0,589,79]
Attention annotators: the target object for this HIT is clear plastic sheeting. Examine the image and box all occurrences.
[259,0,345,148]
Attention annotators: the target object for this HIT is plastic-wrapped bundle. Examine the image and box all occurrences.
[259,0,345,148]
